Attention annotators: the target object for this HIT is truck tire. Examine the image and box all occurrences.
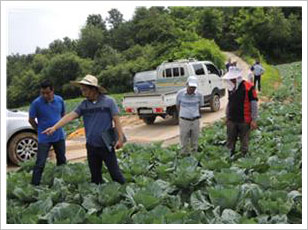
[8,132,38,165]
[210,94,220,112]
[143,116,156,125]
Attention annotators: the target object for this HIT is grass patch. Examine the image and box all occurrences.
[242,56,282,97]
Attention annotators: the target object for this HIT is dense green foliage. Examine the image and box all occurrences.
[7,7,301,108]
[7,62,302,224]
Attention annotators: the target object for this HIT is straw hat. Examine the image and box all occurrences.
[70,74,107,93]
[222,67,243,80]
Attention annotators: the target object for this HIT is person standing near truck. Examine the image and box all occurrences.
[176,76,204,155]
[247,66,255,84]
[223,67,258,159]
[29,80,66,186]
[252,60,265,92]
[225,58,232,71]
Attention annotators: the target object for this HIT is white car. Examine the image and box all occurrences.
[6,109,38,165]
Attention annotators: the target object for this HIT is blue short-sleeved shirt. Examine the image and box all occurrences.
[74,94,119,147]
[29,95,66,143]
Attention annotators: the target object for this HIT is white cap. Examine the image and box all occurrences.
[187,76,198,87]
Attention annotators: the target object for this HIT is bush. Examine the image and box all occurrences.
[42,52,94,98]
[7,70,41,108]
[172,39,226,69]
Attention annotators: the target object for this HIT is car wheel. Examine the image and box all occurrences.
[210,94,220,112]
[8,132,38,165]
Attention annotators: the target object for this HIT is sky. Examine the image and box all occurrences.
[3,1,304,56]
[5,1,137,55]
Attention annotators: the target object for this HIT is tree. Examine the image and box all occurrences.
[168,7,202,32]
[287,13,302,61]
[132,7,177,45]
[233,8,268,57]
[7,70,40,108]
[49,39,67,54]
[259,8,291,61]
[106,8,124,29]
[6,54,33,87]
[42,52,93,98]
[92,45,124,74]
[78,25,107,59]
[171,39,225,69]
[197,8,224,42]
[108,22,135,51]
[63,37,78,52]
[31,54,48,74]
[86,14,106,31]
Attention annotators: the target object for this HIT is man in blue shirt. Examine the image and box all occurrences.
[42,75,125,185]
[29,80,66,185]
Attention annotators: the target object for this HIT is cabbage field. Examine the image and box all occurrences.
[7,62,302,224]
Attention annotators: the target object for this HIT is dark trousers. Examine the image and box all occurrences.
[86,143,125,185]
[226,121,250,154]
[254,75,261,91]
[31,139,66,185]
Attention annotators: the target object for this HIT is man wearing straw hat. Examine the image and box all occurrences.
[222,67,258,159]
[42,74,125,184]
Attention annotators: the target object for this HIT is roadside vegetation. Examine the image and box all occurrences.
[7,7,301,108]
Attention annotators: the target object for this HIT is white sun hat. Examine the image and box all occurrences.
[187,76,198,87]
[222,66,243,80]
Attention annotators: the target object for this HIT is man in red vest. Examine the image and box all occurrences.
[222,67,258,159]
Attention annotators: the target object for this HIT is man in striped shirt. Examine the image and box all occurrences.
[176,76,204,155]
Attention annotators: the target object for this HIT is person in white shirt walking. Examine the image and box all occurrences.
[247,66,255,84]
[252,60,265,92]
[176,76,204,155]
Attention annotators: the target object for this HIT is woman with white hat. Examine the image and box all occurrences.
[222,67,258,159]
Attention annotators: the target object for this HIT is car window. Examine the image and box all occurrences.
[163,67,185,78]
[180,67,184,76]
[173,68,179,77]
[205,64,220,76]
[164,68,172,78]
[193,64,205,75]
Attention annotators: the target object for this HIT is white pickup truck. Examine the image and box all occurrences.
[122,59,226,124]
